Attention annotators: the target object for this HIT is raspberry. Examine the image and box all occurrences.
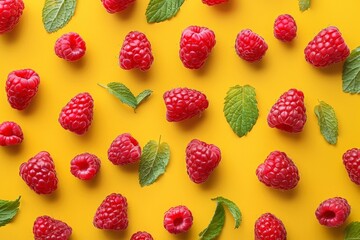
[235,29,268,62]
[107,133,141,165]
[119,31,153,71]
[54,32,86,62]
[202,0,228,6]
[186,139,221,183]
[19,151,58,194]
[0,121,23,146]
[304,26,350,67]
[101,0,135,13]
[33,215,72,240]
[130,231,154,240]
[179,25,216,69]
[6,69,40,110]
[93,193,128,230]
[256,151,299,190]
[163,87,209,122]
[274,14,297,42]
[163,205,193,234]
[342,148,360,185]
[315,197,351,227]
[58,92,94,135]
[70,153,101,180]
[255,213,287,240]
[267,89,306,133]
[0,0,24,34]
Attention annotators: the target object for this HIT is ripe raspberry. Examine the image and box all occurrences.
[315,197,351,227]
[163,205,193,234]
[58,92,94,135]
[202,0,228,6]
[107,133,141,165]
[119,31,153,71]
[235,29,268,62]
[6,69,40,110]
[130,231,154,240]
[70,153,101,180]
[0,0,24,34]
[274,14,297,42]
[256,151,299,190]
[0,121,23,146]
[179,25,216,69]
[19,151,58,194]
[163,87,209,122]
[93,193,128,230]
[255,213,287,240]
[304,26,350,67]
[33,215,72,240]
[267,89,306,133]
[54,32,86,62]
[101,0,135,13]
[186,139,221,184]
[342,148,360,185]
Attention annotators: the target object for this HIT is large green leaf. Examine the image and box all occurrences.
[0,196,20,227]
[146,0,185,23]
[314,101,338,145]
[42,0,76,33]
[343,47,360,94]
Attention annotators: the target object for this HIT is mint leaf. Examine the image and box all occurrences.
[224,85,259,137]
[314,101,338,145]
[345,222,360,240]
[0,196,20,227]
[139,139,170,187]
[212,197,242,228]
[42,0,76,33]
[343,47,360,94]
[136,90,153,105]
[299,0,310,11]
[199,203,225,240]
[146,0,184,23]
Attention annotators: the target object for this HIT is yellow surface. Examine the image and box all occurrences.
[1,0,360,239]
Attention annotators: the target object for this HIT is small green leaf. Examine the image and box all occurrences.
[224,85,259,137]
[139,139,170,187]
[136,90,153,105]
[42,0,76,33]
[314,101,338,145]
[146,0,185,23]
[0,196,20,227]
[199,203,225,240]
[212,197,242,228]
[345,222,360,240]
[299,0,311,11]
[343,47,360,94]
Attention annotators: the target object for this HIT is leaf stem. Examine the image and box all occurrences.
[97,83,108,89]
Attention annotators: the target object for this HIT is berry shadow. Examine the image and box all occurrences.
[1,144,23,155]
[129,68,154,82]
[192,52,216,77]
[115,162,139,173]
[199,168,222,190]
[175,113,208,132]
[275,130,305,142]
[317,62,344,76]
[115,2,137,21]
[265,184,300,200]
[1,19,25,44]
[20,91,43,116]
[173,229,193,240]
[67,56,88,70]
[102,229,127,239]
[209,0,237,13]
[81,168,103,189]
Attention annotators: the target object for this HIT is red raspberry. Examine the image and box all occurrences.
[202,0,228,6]
[119,31,153,71]
[163,205,193,234]
[130,231,154,240]
[70,153,101,180]
[0,121,23,146]
[255,213,287,240]
[101,0,135,13]
[93,193,128,230]
[186,139,221,183]
[342,148,360,185]
[304,26,350,67]
[19,151,58,194]
[256,151,299,190]
[58,92,94,135]
[107,133,141,165]
[315,197,351,227]
[0,0,24,34]
[267,89,306,133]
[163,87,209,122]
[54,32,86,62]
[179,25,216,69]
[235,29,268,62]
[33,215,72,240]
[6,69,40,110]
[274,14,297,42]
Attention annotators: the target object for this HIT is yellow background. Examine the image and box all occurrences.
[1,0,360,239]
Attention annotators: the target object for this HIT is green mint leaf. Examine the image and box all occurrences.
[314,101,338,145]
[224,85,259,137]
[0,196,20,227]
[212,197,242,228]
[345,222,360,240]
[42,0,76,33]
[136,90,153,105]
[146,0,185,23]
[299,0,310,11]
[139,139,170,187]
[343,47,360,94]
[199,203,225,240]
